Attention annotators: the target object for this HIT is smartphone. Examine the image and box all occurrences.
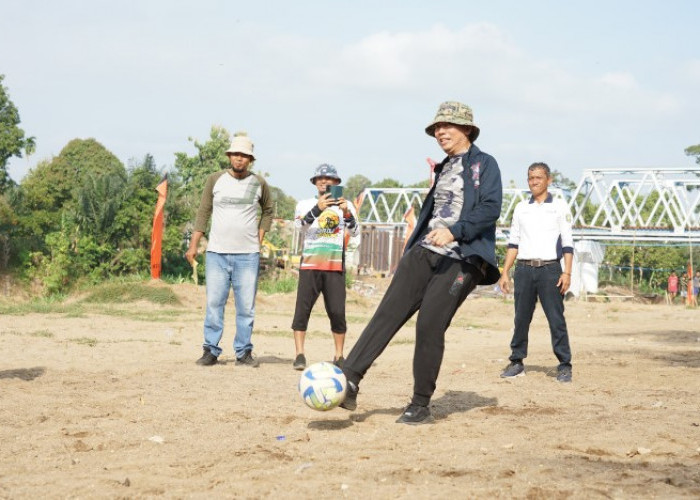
[329,185,343,199]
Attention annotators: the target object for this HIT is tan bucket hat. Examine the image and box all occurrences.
[226,131,255,159]
[425,101,480,142]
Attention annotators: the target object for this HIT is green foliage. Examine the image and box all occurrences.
[551,170,577,190]
[372,177,403,188]
[81,280,181,305]
[685,144,700,165]
[269,185,296,220]
[174,125,231,217]
[18,139,126,241]
[258,271,298,294]
[344,174,372,202]
[0,74,35,193]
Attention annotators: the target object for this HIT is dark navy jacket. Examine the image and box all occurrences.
[404,144,503,285]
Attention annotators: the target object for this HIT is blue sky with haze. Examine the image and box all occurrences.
[2,0,699,199]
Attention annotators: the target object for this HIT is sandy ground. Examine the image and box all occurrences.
[1,280,699,499]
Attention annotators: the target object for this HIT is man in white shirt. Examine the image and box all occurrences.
[498,162,574,382]
[185,132,273,367]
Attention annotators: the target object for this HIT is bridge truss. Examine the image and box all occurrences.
[357,167,700,243]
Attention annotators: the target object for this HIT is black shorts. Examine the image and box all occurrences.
[291,270,347,333]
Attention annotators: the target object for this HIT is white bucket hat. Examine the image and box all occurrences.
[226,131,255,159]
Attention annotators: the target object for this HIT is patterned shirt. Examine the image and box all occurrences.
[295,198,359,271]
[420,155,465,259]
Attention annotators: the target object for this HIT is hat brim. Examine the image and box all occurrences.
[310,176,342,184]
[226,150,255,160]
[425,122,480,142]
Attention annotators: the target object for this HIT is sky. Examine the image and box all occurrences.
[2,0,699,200]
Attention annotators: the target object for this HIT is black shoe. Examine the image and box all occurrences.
[196,349,217,366]
[333,356,344,369]
[339,380,358,411]
[235,350,260,368]
[556,365,572,383]
[500,361,525,378]
[293,353,306,371]
[396,403,434,425]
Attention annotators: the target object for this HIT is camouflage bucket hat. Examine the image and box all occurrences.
[425,101,480,142]
[310,163,341,184]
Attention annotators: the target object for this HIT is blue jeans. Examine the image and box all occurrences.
[509,262,572,368]
[203,251,260,358]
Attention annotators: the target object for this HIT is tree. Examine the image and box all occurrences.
[0,75,35,193]
[344,174,372,203]
[174,126,232,218]
[684,144,700,165]
[269,186,296,220]
[19,138,125,239]
[551,170,577,190]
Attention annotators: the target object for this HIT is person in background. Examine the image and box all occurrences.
[291,164,359,371]
[185,132,273,367]
[667,271,678,304]
[498,162,574,383]
[680,271,689,304]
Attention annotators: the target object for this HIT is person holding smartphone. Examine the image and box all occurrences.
[291,164,359,370]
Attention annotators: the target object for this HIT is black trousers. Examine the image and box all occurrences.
[291,269,347,333]
[344,246,482,407]
[509,263,572,367]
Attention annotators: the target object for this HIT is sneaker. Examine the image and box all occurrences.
[293,353,306,371]
[196,349,217,366]
[556,366,572,383]
[339,380,358,411]
[333,356,345,369]
[235,350,260,368]
[395,404,434,425]
[500,361,525,378]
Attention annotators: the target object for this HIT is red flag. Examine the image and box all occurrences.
[687,262,694,306]
[402,206,416,252]
[150,174,168,280]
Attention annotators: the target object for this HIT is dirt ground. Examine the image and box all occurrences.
[1,280,699,499]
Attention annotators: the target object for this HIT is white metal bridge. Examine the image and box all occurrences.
[356,167,700,243]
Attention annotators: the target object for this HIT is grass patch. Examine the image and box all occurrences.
[90,306,190,322]
[71,337,97,347]
[258,274,298,294]
[0,300,86,316]
[29,329,54,338]
[82,282,181,305]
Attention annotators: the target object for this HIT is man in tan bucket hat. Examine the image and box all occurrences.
[186,131,273,368]
[339,101,502,424]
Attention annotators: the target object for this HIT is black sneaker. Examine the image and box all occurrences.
[556,365,572,383]
[395,404,434,425]
[293,353,306,371]
[500,361,525,378]
[196,349,217,366]
[339,380,358,411]
[235,350,260,368]
[333,356,345,369]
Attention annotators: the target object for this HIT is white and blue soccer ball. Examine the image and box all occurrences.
[298,361,347,411]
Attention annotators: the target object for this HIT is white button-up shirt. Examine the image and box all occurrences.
[507,193,574,260]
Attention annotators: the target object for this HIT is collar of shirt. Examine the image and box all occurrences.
[529,192,553,204]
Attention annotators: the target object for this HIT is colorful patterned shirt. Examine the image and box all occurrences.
[295,198,359,271]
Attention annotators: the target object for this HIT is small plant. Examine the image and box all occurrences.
[71,337,97,347]
[258,272,298,294]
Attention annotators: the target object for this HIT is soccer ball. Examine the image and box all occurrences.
[298,361,347,411]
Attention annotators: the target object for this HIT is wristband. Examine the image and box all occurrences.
[562,272,571,276]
